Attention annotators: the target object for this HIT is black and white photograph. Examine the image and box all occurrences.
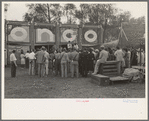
[2,1,148,120]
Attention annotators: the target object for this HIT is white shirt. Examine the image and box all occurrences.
[28,52,36,59]
[128,51,131,60]
[114,49,125,61]
[10,53,17,62]
[25,53,30,58]
[74,44,79,50]
[67,43,72,49]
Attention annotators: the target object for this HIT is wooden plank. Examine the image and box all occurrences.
[110,76,129,82]
[103,65,117,68]
[103,72,118,75]
[104,61,118,64]
[103,69,117,72]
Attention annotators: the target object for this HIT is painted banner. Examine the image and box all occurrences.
[81,27,102,45]
[60,28,78,43]
[8,26,29,42]
[103,39,119,48]
[36,28,55,43]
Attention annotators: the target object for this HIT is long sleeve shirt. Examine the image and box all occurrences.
[60,52,69,63]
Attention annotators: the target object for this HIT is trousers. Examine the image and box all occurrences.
[93,59,103,74]
[29,59,35,75]
[61,61,67,78]
[55,59,61,75]
[71,61,79,78]
[45,60,49,75]
[38,63,45,77]
[11,61,16,77]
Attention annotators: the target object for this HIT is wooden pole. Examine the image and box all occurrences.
[140,43,141,66]
[121,22,122,48]
[78,25,82,49]
[5,19,8,65]
[30,20,35,51]
[55,24,60,50]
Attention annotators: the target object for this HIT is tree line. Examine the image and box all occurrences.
[23,3,144,26]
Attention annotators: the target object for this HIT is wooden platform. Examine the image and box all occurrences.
[91,61,130,86]
[91,74,110,86]
[98,61,121,77]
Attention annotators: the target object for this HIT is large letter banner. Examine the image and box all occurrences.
[81,26,102,46]
[61,28,78,43]
[36,29,55,43]
[8,26,29,42]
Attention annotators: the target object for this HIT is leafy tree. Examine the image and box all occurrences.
[23,3,63,24]
[75,4,90,24]
[63,3,77,24]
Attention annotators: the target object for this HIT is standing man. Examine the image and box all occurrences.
[25,50,30,68]
[28,49,36,75]
[35,46,46,77]
[54,50,61,76]
[114,46,125,73]
[70,48,79,78]
[44,48,50,77]
[10,50,17,77]
[80,48,89,77]
[127,48,131,68]
[60,48,70,78]
[67,49,72,74]
[92,45,109,75]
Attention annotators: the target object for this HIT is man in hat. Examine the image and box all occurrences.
[60,48,70,78]
[92,45,109,75]
[70,47,79,78]
[80,48,89,77]
[44,48,50,77]
[10,50,17,77]
[114,46,125,73]
[35,46,46,77]
[28,49,36,75]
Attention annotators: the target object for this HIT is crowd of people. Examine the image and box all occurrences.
[10,43,145,78]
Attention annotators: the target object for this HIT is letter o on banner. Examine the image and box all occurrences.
[63,29,76,42]
[84,30,97,43]
[10,27,27,41]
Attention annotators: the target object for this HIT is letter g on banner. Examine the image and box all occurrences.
[10,27,27,41]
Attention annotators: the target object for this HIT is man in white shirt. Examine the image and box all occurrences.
[114,46,125,73]
[92,45,109,75]
[28,49,36,75]
[10,50,17,77]
[127,49,131,68]
[44,49,50,77]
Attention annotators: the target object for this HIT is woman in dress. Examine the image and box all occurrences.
[20,50,25,69]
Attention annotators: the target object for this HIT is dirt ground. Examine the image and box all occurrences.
[4,67,145,98]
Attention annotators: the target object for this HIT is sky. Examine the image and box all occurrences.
[3,2,147,21]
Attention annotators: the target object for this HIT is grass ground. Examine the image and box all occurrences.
[5,67,145,98]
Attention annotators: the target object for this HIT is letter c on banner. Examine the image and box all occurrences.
[10,27,27,41]
[63,29,76,42]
